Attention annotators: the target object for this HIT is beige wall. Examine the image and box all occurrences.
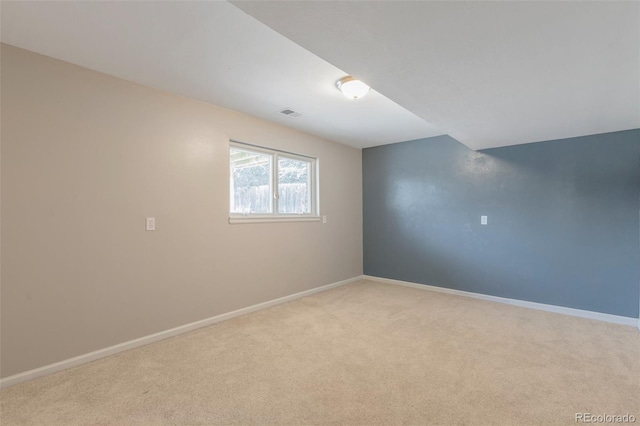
[0,44,363,378]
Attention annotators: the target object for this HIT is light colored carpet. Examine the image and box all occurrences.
[1,280,638,425]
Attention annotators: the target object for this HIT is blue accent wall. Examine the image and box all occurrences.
[363,129,640,318]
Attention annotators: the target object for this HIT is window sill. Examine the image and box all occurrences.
[229,216,321,224]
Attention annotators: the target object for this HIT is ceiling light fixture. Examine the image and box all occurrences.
[336,76,370,100]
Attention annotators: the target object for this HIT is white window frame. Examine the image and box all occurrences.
[229,140,320,224]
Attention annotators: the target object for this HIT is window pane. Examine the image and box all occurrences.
[230,148,272,214]
[278,157,311,214]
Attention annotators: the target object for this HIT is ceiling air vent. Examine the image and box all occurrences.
[279,108,302,118]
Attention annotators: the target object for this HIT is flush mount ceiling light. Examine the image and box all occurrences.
[336,76,370,100]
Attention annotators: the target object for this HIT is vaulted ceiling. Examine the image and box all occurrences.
[2,1,638,150]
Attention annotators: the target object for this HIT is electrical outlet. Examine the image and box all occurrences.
[146,217,156,231]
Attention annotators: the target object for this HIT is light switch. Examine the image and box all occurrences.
[481,215,488,225]
[146,217,156,231]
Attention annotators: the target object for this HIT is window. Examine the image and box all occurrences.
[229,141,318,223]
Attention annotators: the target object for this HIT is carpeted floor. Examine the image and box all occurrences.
[1,280,638,425]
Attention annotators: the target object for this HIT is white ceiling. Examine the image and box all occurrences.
[2,1,639,151]
[235,1,640,150]
[0,1,442,149]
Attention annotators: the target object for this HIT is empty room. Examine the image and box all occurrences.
[1,1,639,425]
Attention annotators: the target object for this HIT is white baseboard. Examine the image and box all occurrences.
[0,276,362,389]
[363,275,639,328]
